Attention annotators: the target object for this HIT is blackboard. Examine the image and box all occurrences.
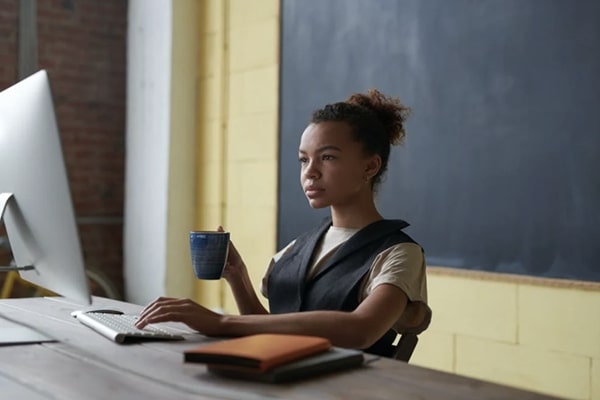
[277,0,600,282]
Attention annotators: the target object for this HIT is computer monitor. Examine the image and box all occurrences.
[0,70,91,305]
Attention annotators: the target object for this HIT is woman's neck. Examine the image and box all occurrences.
[330,202,383,229]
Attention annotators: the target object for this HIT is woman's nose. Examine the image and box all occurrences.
[303,160,320,179]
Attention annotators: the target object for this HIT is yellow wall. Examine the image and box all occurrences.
[191,2,599,399]
[194,0,279,310]
[166,0,199,299]
[414,268,600,400]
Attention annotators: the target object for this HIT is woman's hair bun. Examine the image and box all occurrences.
[346,89,411,145]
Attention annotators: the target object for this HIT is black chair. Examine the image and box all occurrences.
[392,333,419,362]
[391,304,432,362]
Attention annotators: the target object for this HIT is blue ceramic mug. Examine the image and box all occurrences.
[189,231,230,280]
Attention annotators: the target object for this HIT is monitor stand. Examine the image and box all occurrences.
[0,192,56,345]
[0,193,34,272]
[0,319,57,345]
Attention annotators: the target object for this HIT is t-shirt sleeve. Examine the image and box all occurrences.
[361,242,431,333]
[364,242,427,302]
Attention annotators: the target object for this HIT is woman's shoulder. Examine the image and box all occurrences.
[376,241,424,265]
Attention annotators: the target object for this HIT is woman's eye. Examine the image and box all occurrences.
[322,154,335,161]
[298,157,307,163]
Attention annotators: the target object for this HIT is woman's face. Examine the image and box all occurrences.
[299,121,376,209]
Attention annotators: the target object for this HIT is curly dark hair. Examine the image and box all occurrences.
[310,89,411,192]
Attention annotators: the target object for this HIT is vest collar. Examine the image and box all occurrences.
[310,217,410,280]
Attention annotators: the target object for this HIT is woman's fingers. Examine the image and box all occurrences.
[136,298,219,332]
[137,297,185,326]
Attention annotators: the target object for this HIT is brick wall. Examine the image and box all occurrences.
[0,2,18,273]
[0,0,126,298]
[0,0,17,86]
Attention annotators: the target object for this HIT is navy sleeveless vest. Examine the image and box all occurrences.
[268,217,418,357]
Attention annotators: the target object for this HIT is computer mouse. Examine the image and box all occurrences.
[70,308,124,318]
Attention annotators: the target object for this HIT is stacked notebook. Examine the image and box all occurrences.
[183,333,365,383]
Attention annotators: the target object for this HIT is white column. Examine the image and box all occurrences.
[124,0,172,305]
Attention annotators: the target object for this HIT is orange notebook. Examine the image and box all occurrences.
[183,334,332,372]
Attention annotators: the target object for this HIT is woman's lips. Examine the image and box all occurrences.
[305,188,323,198]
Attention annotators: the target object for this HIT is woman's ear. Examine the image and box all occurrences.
[364,154,382,179]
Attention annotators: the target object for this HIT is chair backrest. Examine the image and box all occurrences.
[391,303,432,362]
[392,333,419,362]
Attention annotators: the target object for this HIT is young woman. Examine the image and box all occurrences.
[136,89,431,357]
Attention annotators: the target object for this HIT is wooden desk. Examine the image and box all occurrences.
[0,297,560,400]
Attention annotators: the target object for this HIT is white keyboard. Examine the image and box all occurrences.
[73,311,185,344]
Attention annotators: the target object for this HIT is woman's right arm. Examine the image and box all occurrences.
[224,261,269,315]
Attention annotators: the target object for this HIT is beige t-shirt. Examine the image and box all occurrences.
[261,226,431,334]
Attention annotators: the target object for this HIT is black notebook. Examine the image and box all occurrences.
[206,347,365,383]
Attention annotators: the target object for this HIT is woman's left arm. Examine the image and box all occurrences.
[135,284,408,349]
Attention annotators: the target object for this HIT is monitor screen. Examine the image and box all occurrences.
[0,70,91,305]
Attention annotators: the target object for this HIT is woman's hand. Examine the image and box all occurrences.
[135,297,224,336]
[217,226,246,283]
